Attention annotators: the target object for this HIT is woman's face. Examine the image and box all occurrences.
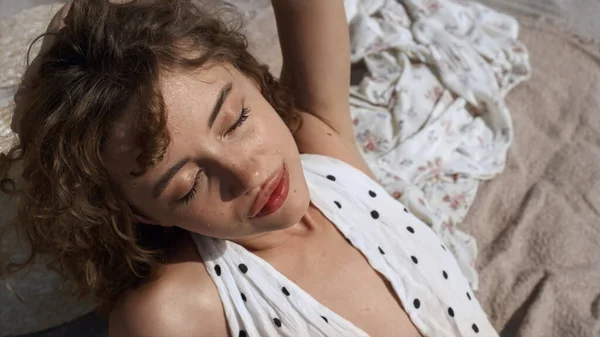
[104,64,310,239]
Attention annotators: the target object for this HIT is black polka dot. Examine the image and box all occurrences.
[413,299,421,309]
[404,208,409,213]
[334,201,342,209]
[472,324,479,333]
[238,263,248,274]
[241,293,247,302]
[273,318,282,327]
[282,287,290,296]
[441,244,447,251]
[443,270,448,279]
[448,307,455,317]
[411,256,418,264]
[321,316,328,323]
[326,175,336,181]
[371,210,380,219]
[369,190,377,197]
[378,246,385,255]
[239,330,247,337]
[214,264,221,276]
[467,292,472,301]
[407,226,415,233]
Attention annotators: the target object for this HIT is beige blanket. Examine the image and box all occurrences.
[1,2,599,336]
[460,24,600,336]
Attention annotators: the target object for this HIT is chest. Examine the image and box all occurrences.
[260,212,423,337]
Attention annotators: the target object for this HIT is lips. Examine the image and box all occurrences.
[249,164,289,218]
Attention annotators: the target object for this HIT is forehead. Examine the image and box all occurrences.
[160,64,236,126]
[103,64,238,179]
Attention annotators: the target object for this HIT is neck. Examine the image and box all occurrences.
[231,205,322,253]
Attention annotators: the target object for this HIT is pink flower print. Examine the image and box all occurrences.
[418,165,427,171]
[425,86,444,102]
[442,221,454,233]
[392,191,402,199]
[425,158,443,178]
[358,130,388,153]
[352,118,359,126]
[365,141,376,152]
[418,197,426,206]
[512,45,524,53]
[443,193,467,210]
[426,0,440,13]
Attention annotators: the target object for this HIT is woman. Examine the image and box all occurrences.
[1,1,497,336]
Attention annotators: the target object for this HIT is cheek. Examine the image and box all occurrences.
[243,112,287,153]
[261,112,296,148]
[176,201,239,237]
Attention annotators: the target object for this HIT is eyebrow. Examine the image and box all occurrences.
[208,82,233,129]
[152,156,192,199]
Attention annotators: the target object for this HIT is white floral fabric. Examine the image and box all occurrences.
[344,0,530,288]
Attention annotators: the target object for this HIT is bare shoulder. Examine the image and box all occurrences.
[294,111,377,180]
[109,246,228,337]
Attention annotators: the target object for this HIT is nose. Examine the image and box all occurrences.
[218,155,264,200]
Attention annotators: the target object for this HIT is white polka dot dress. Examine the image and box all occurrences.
[191,154,498,337]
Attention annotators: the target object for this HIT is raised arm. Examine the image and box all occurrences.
[272,0,355,140]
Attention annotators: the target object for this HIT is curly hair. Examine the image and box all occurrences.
[0,0,300,309]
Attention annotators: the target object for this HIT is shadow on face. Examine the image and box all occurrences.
[103,64,310,239]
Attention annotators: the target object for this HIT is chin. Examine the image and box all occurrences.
[283,160,311,223]
[282,186,311,227]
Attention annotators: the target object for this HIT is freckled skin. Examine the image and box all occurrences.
[104,64,311,241]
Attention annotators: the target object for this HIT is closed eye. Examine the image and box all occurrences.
[179,171,201,205]
[179,107,250,205]
[226,107,250,135]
